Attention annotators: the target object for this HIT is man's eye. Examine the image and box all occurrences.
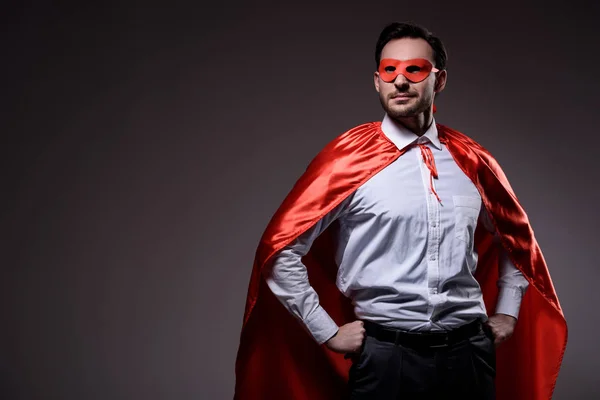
[384,66,396,72]
[406,65,422,73]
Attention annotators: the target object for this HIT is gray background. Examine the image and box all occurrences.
[2,1,598,399]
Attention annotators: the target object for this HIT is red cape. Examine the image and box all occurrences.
[234,122,567,400]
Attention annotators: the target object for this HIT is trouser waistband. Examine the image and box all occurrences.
[363,319,484,348]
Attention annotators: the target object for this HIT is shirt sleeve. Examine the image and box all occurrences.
[263,195,353,344]
[480,205,530,319]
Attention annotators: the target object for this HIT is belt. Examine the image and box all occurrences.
[363,319,483,348]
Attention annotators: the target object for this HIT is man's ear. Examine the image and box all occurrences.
[434,69,447,93]
[373,71,381,93]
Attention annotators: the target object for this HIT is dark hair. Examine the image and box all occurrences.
[375,22,447,70]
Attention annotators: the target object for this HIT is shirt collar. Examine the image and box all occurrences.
[380,113,442,151]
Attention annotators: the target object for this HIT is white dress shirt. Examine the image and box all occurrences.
[264,114,529,344]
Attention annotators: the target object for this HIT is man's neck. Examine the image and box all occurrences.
[391,109,433,136]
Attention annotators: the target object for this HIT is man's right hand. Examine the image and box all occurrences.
[325,320,366,353]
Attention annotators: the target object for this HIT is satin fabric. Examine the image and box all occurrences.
[378,58,439,83]
[234,122,567,400]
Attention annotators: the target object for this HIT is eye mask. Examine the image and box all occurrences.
[378,58,439,83]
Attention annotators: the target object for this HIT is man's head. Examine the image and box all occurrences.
[373,23,447,121]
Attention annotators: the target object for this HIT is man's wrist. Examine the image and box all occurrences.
[493,313,517,320]
[305,306,339,344]
[495,285,523,319]
[323,328,339,345]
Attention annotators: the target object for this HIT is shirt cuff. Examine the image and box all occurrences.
[495,285,524,319]
[304,305,340,345]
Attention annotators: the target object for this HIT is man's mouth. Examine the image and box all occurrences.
[391,93,415,100]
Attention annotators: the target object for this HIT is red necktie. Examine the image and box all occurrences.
[417,142,442,203]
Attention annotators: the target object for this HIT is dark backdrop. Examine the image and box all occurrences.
[2,1,598,399]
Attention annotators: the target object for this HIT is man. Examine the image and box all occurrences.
[234,23,566,400]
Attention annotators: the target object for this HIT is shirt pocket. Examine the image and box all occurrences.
[453,195,481,247]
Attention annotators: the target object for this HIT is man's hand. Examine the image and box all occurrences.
[485,313,517,348]
[325,321,366,354]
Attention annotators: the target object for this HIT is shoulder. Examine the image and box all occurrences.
[308,121,382,163]
[437,123,493,157]
[437,122,512,185]
[323,122,381,150]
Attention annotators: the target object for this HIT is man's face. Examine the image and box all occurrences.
[374,38,446,119]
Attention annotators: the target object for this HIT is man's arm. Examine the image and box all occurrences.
[480,205,530,345]
[264,216,341,344]
[263,195,363,348]
[495,245,530,318]
[480,206,530,316]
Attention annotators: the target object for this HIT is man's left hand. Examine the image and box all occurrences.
[485,313,517,348]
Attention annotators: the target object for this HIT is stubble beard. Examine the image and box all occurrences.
[380,93,432,120]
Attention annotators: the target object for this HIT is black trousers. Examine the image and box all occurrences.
[347,322,496,399]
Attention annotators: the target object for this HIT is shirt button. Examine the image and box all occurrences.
[430,255,436,260]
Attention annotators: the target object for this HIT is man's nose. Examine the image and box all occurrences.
[394,73,410,88]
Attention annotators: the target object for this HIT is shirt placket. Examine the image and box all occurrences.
[416,139,442,321]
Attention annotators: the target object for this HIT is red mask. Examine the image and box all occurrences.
[378,58,439,83]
